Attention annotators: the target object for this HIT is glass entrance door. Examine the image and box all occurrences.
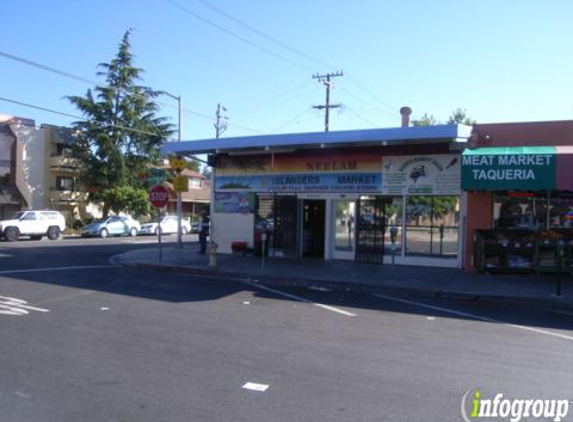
[332,200,356,260]
[302,200,326,258]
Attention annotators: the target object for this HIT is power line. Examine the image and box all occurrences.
[345,73,398,114]
[343,106,382,128]
[271,107,314,133]
[163,0,315,73]
[189,0,333,71]
[0,49,262,135]
[0,96,168,138]
[170,0,399,114]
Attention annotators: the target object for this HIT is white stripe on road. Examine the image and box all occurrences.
[546,309,573,317]
[375,294,573,342]
[0,295,50,315]
[242,382,269,392]
[241,280,356,317]
[0,265,120,275]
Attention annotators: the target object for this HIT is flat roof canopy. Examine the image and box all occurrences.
[161,124,472,156]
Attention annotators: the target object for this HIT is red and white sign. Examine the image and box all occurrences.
[149,185,169,208]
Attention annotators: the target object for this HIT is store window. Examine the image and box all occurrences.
[405,196,459,256]
[549,193,573,229]
[494,192,548,230]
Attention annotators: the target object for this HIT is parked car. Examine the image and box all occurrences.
[81,215,141,238]
[0,210,66,241]
[139,215,191,236]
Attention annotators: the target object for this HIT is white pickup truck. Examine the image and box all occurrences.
[0,210,66,241]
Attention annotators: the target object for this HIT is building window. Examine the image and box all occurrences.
[405,196,459,256]
[56,176,75,191]
[189,178,202,188]
[54,143,75,157]
[0,134,14,184]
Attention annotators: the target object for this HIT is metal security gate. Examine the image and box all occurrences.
[356,196,387,264]
[271,195,299,258]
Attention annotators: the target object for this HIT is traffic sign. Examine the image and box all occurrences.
[172,175,188,192]
[169,156,187,173]
[149,185,170,208]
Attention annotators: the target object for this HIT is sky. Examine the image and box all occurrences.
[1,0,572,142]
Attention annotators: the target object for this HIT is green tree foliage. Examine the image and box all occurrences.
[186,159,201,172]
[67,30,173,216]
[101,186,153,216]
[411,113,439,126]
[411,109,475,127]
[447,108,476,125]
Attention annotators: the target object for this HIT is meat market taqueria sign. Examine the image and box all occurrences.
[461,146,556,190]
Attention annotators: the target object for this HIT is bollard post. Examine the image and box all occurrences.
[209,241,218,267]
[261,233,267,269]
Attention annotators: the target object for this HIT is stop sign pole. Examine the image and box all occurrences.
[149,185,170,263]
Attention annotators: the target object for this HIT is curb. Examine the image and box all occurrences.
[117,261,573,310]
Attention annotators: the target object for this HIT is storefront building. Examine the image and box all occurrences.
[163,123,472,268]
[462,120,573,273]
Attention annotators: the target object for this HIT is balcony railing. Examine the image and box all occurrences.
[48,189,88,204]
[49,156,82,171]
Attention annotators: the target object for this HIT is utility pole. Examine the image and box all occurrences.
[214,103,228,138]
[312,71,343,132]
[158,90,183,248]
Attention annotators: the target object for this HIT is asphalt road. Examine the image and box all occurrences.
[1,236,572,421]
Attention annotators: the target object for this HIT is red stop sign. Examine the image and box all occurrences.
[149,185,169,208]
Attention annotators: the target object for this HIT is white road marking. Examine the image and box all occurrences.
[0,295,50,316]
[242,382,269,392]
[546,308,573,317]
[100,307,110,311]
[308,285,331,292]
[241,280,356,317]
[375,294,573,342]
[426,316,436,321]
[0,265,120,275]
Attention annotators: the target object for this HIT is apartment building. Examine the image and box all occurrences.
[0,114,89,221]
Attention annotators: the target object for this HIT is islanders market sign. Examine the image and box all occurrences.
[461,147,556,190]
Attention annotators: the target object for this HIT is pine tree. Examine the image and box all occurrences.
[67,30,174,216]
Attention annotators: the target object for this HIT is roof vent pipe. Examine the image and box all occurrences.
[399,106,412,127]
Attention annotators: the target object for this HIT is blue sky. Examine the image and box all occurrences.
[1,0,572,141]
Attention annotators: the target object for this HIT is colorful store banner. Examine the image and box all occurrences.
[216,152,382,175]
[381,154,461,195]
[216,173,382,193]
[214,192,255,213]
[461,147,556,190]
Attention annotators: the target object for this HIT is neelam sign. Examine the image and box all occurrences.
[461,147,556,190]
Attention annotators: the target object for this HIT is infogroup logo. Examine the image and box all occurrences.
[461,388,570,422]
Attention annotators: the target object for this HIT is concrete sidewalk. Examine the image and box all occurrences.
[110,242,573,309]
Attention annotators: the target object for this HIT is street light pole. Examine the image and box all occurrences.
[158,90,183,249]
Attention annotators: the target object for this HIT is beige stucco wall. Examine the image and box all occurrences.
[11,123,48,210]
